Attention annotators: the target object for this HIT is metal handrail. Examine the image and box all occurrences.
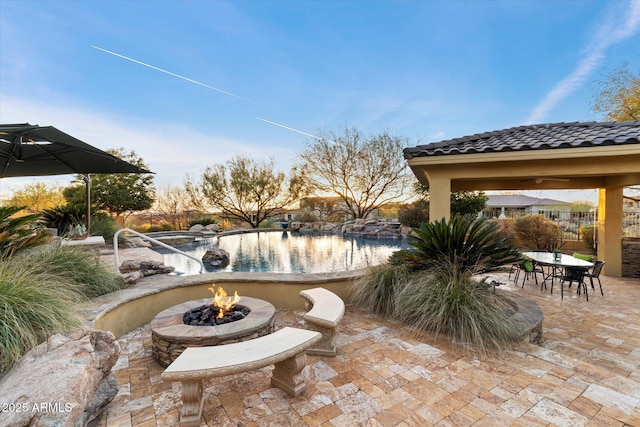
[113,228,205,274]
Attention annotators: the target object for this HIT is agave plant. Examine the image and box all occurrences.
[398,214,522,274]
[0,206,51,256]
[40,204,85,236]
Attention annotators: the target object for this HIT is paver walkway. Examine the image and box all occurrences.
[90,273,640,426]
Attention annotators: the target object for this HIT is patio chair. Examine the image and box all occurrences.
[572,252,594,262]
[521,260,543,288]
[509,263,521,282]
[585,260,605,296]
[556,266,589,301]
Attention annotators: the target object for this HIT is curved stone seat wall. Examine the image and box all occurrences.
[83,270,360,339]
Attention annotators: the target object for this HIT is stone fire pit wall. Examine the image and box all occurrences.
[151,296,275,367]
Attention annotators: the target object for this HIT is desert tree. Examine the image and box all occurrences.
[591,63,640,121]
[153,184,199,230]
[2,183,66,213]
[186,155,305,228]
[591,64,640,201]
[297,128,411,219]
[64,148,155,225]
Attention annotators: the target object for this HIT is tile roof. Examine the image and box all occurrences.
[404,121,640,159]
[486,194,568,207]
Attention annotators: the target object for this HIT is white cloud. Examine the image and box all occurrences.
[0,95,298,195]
[525,0,640,124]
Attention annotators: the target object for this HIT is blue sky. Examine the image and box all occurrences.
[1,0,639,203]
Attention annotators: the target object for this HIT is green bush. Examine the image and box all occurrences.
[89,212,117,243]
[40,204,85,236]
[514,214,563,252]
[15,245,126,298]
[398,214,522,274]
[398,200,429,228]
[350,214,523,356]
[349,263,410,316]
[394,258,521,354]
[0,258,83,372]
[188,216,217,228]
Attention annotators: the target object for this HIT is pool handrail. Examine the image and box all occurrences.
[113,228,205,274]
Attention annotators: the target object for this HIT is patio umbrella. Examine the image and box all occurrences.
[0,123,153,230]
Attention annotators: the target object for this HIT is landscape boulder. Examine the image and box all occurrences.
[0,329,120,427]
[119,259,175,283]
[202,248,230,268]
[204,223,220,232]
[188,224,205,232]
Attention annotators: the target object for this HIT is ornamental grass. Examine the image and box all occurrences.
[0,258,83,372]
[350,214,524,356]
[17,245,126,298]
[394,258,521,355]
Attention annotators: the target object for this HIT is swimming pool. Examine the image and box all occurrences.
[154,230,410,275]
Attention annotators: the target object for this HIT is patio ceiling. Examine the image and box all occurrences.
[404,121,640,192]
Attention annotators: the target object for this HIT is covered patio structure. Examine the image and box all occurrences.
[404,121,640,276]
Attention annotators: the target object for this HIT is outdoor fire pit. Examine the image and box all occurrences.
[151,285,276,367]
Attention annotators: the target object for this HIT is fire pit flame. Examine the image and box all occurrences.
[208,284,241,318]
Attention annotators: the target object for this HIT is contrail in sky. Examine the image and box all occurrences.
[525,0,640,124]
[91,45,245,100]
[256,117,336,143]
[93,46,333,143]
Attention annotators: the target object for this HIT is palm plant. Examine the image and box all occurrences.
[40,204,85,236]
[398,214,522,274]
[0,206,51,256]
[351,214,525,355]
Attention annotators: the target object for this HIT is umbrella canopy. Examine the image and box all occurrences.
[0,123,151,177]
[0,123,153,233]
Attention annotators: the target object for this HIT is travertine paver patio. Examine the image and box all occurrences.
[90,273,640,426]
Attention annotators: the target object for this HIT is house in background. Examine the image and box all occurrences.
[482,194,573,219]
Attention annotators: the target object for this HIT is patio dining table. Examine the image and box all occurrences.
[521,251,594,290]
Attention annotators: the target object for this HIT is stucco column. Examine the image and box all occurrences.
[597,187,623,277]
[428,175,452,222]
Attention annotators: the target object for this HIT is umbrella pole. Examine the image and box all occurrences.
[83,174,91,233]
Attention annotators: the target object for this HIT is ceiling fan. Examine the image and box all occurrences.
[521,177,570,184]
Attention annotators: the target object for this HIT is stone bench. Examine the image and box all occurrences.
[299,287,345,356]
[160,326,321,427]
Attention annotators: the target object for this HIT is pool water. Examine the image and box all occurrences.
[155,231,410,275]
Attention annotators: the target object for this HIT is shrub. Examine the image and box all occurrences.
[0,258,83,372]
[399,214,522,274]
[394,257,521,355]
[351,214,524,356]
[398,200,429,228]
[14,245,126,298]
[494,218,517,245]
[349,263,410,316]
[514,214,563,252]
[0,206,51,256]
[299,211,319,223]
[579,225,597,253]
[147,223,174,232]
[40,204,85,236]
[89,212,117,243]
[188,216,217,228]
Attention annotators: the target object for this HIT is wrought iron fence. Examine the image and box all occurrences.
[482,209,640,239]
